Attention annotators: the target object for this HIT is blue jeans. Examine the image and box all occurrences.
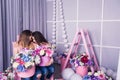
[32,66,42,80]
[46,65,54,79]
[33,64,54,80]
[21,78,31,80]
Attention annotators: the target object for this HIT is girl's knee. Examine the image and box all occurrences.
[37,73,42,79]
[49,67,55,73]
[42,69,48,75]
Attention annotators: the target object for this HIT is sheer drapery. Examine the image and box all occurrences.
[0,0,47,71]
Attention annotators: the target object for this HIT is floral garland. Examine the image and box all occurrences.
[11,49,36,72]
[83,71,112,80]
[70,52,94,68]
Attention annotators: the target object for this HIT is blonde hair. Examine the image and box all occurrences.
[18,30,34,49]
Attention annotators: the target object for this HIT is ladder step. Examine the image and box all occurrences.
[74,43,78,45]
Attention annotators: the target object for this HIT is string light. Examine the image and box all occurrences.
[52,0,69,55]
[52,0,57,56]
[59,0,69,53]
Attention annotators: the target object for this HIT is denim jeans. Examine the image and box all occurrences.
[21,78,31,80]
[40,64,54,80]
[46,65,54,79]
[32,66,42,80]
[32,64,54,80]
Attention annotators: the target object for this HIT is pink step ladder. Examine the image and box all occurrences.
[62,29,100,73]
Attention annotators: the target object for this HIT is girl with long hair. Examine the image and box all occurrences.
[32,31,54,80]
[13,30,35,80]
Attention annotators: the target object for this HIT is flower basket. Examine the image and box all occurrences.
[11,49,35,78]
[17,66,35,78]
[70,52,94,77]
[59,53,71,71]
[75,66,88,77]
[34,45,53,66]
[61,57,66,71]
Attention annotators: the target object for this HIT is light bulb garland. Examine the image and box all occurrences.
[52,0,57,56]
[58,0,69,53]
[52,0,69,56]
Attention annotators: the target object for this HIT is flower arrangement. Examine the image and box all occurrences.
[0,66,16,80]
[0,72,8,80]
[11,49,35,72]
[83,71,112,80]
[70,52,94,68]
[34,54,41,65]
[34,45,54,57]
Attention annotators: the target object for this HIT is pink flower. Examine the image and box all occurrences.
[19,60,25,65]
[15,58,21,62]
[98,73,106,79]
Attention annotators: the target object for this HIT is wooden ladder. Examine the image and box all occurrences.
[62,29,100,73]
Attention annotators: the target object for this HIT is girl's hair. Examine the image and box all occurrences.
[32,31,48,45]
[18,30,32,48]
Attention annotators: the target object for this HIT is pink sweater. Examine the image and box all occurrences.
[39,56,50,66]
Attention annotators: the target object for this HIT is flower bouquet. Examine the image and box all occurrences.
[83,71,112,80]
[34,45,54,57]
[34,45,54,66]
[0,66,16,80]
[11,49,35,78]
[70,52,94,68]
[0,72,8,80]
